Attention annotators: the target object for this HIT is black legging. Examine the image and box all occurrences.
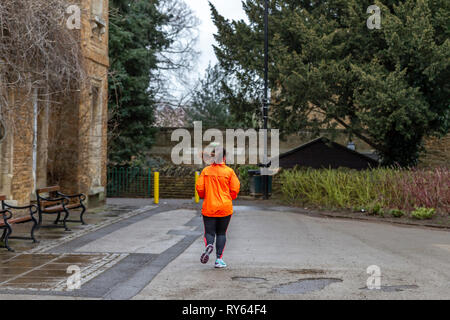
[203,215,232,259]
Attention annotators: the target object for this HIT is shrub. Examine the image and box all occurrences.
[280,168,394,210]
[395,168,449,213]
[389,209,405,218]
[279,167,449,216]
[368,203,384,216]
[236,165,259,193]
[411,207,436,220]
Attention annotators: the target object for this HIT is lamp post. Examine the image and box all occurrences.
[262,0,269,200]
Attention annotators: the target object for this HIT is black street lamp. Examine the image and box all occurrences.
[262,0,269,200]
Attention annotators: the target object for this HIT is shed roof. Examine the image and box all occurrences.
[275,137,380,169]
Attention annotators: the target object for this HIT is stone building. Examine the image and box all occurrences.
[0,0,109,206]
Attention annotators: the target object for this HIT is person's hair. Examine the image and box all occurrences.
[211,147,227,161]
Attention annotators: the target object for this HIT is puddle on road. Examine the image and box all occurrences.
[0,253,125,291]
[234,205,298,213]
[267,206,292,212]
[233,206,260,211]
[232,276,267,283]
[286,269,326,275]
[273,278,343,294]
[168,229,202,236]
[115,206,139,210]
[361,285,419,292]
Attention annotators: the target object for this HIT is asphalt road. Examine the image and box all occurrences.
[1,200,448,300]
[134,204,450,300]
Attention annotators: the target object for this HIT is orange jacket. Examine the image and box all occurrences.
[196,163,240,217]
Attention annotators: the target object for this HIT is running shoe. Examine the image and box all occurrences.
[214,258,227,268]
[200,244,214,264]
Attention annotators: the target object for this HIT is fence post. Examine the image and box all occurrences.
[126,167,131,193]
[195,171,200,203]
[112,167,117,196]
[147,168,152,198]
[119,167,124,196]
[135,167,140,195]
[154,172,159,204]
[107,167,110,196]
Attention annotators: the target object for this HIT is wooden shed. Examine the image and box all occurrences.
[278,137,379,170]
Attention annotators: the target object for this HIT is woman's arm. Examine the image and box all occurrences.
[196,170,206,199]
[229,170,240,200]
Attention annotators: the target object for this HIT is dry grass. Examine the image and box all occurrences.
[280,167,450,215]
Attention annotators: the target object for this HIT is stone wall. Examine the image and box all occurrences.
[47,95,81,194]
[10,88,34,205]
[46,0,109,206]
[149,127,376,166]
[159,176,195,199]
[150,127,449,169]
[0,0,109,207]
[158,175,281,199]
[80,0,109,200]
[419,134,450,168]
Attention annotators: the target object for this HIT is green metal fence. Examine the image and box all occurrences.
[107,167,152,198]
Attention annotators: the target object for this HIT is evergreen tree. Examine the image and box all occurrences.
[211,0,449,166]
[108,0,169,164]
[185,64,245,128]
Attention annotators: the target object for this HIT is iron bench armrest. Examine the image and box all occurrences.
[56,192,86,202]
[2,203,38,216]
[0,206,39,252]
[0,209,12,221]
[38,196,69,205]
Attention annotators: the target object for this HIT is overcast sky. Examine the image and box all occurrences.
[184,0,248,82]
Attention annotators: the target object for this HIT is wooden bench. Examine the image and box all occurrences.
[0,195,39,252]
[36,186,87,231]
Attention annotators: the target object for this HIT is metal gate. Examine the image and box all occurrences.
[107,167,152,198]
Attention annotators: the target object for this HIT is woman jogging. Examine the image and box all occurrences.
[195,147,240,268]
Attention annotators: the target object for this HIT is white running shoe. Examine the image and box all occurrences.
[215,258,227,268]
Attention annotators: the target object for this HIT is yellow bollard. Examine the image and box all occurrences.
[154,171,159,204]
[194,171,200,203]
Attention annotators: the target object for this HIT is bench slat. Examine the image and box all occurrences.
[0,195,5,201]
[41,203,80,213]
[42,205,64,213]
[40,200,63,207]
[0,216,32,226]
[37,186,60,194]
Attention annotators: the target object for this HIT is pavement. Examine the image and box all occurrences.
[1,199,449,300]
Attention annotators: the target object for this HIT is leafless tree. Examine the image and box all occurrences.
[153,0,200,106]
[0,0,89,190]
[0,0,86,131]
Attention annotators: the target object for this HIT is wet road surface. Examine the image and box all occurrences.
[1,199,449,299]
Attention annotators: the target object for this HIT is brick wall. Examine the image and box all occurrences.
[0,0,109,208]
[79,0,109,202]
[149,128,377,165]
[157,175,283,200]
[159,176,195,199]
[46,0,109,206]
[10,88,34,205]
[419,134,450,168]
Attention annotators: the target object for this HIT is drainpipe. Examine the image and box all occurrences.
[32,88,38,198]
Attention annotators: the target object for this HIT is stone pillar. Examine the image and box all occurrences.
[0,121,13,199]
[10,87,34,205]
[36,95,49,190]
